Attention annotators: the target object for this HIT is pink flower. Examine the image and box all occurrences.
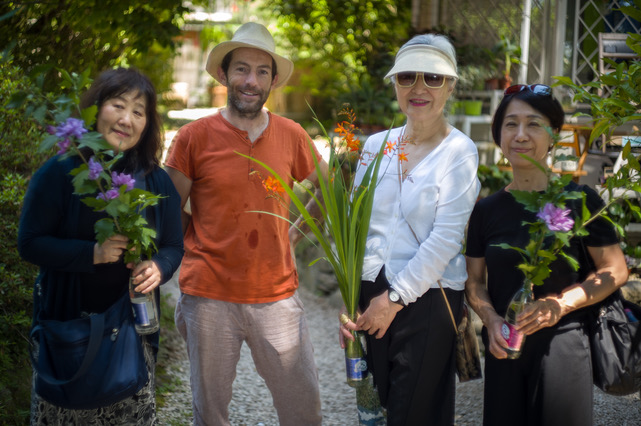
[97,188,120,201]
[88,157,103,180]
[112,172,135,191]
[537,203,574,232]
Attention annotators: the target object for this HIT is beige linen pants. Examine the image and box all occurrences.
[175,292,322,426]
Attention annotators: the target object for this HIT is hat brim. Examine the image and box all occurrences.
[385,45,458,80]
[206,41,294,88]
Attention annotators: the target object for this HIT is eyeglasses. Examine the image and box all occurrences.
[392,72,449,89]
[504,84,552,96]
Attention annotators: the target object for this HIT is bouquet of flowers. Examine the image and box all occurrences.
[12,68,162,263]
[243,107,399,424]
[246,108,394,321]
[499,142,640,290]
[496,141,639,358]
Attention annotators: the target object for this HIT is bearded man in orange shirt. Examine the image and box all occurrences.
[165,22,325,426]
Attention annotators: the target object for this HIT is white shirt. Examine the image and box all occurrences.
[355,126,480,304]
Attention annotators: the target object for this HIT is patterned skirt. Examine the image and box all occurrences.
[30,339,157,426]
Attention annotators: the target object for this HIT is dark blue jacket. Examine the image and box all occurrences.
[18,155,184,349]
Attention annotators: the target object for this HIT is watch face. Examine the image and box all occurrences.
[389,290,400,302]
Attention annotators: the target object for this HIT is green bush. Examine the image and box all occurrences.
[0,51,48,424]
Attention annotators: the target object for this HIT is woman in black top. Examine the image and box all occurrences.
[465,84,628,426]
[19,68,184,424]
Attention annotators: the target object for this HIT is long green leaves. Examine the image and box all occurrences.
[239,109,390,317]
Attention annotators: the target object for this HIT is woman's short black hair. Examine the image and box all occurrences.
[80,67,162,173]
[491,88,565,147]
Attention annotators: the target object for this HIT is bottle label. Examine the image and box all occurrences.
[132,302,151,326]
[501,321,524,350]
[345,356,368,381]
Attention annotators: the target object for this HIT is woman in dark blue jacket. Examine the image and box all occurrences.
[18,67,184,425]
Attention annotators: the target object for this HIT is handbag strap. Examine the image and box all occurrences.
[30,311,105,385]
[438,280,460,335]
[396,153,459,336]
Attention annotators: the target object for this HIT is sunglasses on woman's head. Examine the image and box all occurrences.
[393,72,448,89]
[504,84,552,96]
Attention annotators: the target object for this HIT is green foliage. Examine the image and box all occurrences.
[497,172,586,287]
[0,50,48,425]
[261,0,412,124]
[554,36,641,144]
[337,74,399,129]
[477,164,513,198]
[498,141,641,287]
[554,8,641,258]
[457,64,491,92]
[0,0,187,93]
[491,35,521,79]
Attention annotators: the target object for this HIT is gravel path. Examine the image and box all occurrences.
[156,279,640,425]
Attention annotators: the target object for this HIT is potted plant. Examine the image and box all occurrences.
[456,65,488,115]
[491,35,521,88]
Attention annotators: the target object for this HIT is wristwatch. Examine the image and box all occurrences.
[388,289,405,306]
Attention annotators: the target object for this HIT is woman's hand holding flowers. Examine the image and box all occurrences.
[94,234,129,264]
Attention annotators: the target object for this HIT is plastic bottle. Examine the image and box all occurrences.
[501,281,534,359]
[129,275,159,335]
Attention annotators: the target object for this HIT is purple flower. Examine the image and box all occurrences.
[46,125,57,135]
[55,118,88,140]
[112,172,135,191]
[97,188,120,201]
[537,203,574,232]
[88,157,103,180]
[56,139,71,155]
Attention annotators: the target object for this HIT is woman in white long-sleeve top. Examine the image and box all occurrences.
[340,33,480,425]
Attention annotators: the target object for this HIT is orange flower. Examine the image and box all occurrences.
[398,152,409,163]
[344,133,360,152]
[335,120,361,152]
[262,176,285,195]
[384,141,396,155]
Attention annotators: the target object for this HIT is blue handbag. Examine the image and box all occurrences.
[30,291,149,409]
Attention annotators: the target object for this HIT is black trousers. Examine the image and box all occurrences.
[359,268,463,426]
[482,318,593,426]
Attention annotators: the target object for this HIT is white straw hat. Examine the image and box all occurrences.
[206,22,294,88]
[385,44,458,80]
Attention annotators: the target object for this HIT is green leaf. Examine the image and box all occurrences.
[7,91,28,109]
[81,105,98,128]
[510,190,542,212]
[38,134,60,153]
[77,132,111,152]
[94,218,116,244]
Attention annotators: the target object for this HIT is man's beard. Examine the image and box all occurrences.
[227,85,270,119]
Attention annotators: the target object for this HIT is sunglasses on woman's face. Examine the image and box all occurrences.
[393,72,448,89]
[504,84,552,96]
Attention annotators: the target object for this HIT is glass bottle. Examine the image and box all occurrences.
[344,329,368,387]
[501,281,534,359]
[129,274,159,335]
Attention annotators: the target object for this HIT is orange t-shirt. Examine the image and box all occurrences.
[165,112,319,304]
